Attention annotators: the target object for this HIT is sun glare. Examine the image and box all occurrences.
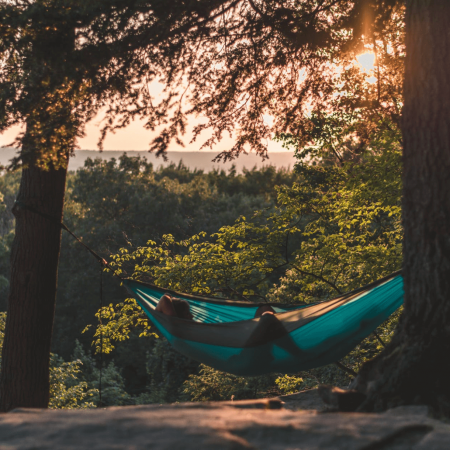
[356,52,375,72]
[356,52,376,84]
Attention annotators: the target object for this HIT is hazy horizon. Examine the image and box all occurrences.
[0,148,296,173]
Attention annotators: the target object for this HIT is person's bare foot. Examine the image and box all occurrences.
[318,385,366,412]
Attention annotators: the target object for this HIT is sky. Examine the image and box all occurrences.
[0,112,287,153]
[356,52,376,84]
[0,52,375,153]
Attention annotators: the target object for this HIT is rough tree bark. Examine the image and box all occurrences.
[346,0,450,414]
[0,152,68,411]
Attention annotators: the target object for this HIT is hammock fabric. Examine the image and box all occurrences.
[124,272,403,376]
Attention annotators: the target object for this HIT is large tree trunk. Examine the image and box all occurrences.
[0,153,67,411]
[345,0,450,414]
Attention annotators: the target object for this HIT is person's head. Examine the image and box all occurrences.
[172,298,193,320]
[254,304,275,318]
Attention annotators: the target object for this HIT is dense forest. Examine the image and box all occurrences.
[0,157,304,405]
[0,0,406,408]
[0,119,402,407]
[4,0,450,415]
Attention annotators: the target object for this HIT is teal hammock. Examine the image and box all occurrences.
[124,272,403,376]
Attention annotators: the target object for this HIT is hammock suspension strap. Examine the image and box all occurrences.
[99,262,104,407]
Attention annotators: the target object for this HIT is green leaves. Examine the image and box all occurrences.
[88,298,156,355]
[48,354,97,409]
[109,218,290,299]
[182,365,275,402]
[275,375,304,395]
[98,137,402,358]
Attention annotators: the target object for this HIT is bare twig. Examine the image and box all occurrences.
[373,331,386,348]
[291,264,343,295]
[334,361,357,377]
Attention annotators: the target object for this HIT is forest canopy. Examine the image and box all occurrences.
[89,0,405,403]
[8,0,450,416]
[0,139,402,404]
[0,0,408,407]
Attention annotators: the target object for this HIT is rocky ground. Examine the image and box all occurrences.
[0,390,449,449]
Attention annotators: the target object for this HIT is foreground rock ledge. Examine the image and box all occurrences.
[0,391,449,449]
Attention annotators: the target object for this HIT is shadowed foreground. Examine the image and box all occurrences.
[0,390,449,449]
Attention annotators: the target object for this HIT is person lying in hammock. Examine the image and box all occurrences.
[156,294,194,320]
[156,294,275,320]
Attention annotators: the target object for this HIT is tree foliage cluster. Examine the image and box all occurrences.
[134,0,404,160]
[90,6,406,403]
[99,132,402,402]
[8,0,444,414]
[0,0,407,406]
[0,0,404,162]
[0,156,298,402]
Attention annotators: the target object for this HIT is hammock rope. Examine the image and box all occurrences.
[99,263,104,407]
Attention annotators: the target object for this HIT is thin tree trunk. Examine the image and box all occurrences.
[349,0,450,414]
[0,152,67,411]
